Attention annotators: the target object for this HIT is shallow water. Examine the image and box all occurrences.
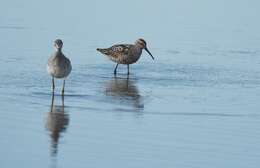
[1,0,260,168]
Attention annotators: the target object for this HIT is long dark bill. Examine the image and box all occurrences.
[145,47,154,60]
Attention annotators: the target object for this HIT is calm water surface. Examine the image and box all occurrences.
[1,0,260,168]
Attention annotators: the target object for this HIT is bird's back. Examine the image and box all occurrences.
[97,44,142,64]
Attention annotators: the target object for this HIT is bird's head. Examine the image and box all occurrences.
[54,39,63,51]
[135,38,154,60]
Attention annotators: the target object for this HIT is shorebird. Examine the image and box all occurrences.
[97,38,154,75]
[47,39,72,95]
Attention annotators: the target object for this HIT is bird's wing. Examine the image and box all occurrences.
[108,44,133,58]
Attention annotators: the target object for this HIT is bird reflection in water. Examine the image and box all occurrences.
[105,76,144,109]
[45,93,69,157]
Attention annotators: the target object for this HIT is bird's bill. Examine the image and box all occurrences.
[145,47,154,60]
[54,44,62,49]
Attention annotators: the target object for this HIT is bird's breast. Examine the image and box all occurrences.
[47,56,72,78]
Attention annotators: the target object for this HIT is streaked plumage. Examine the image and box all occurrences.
[47,52,71,78]
[97,38,154,75]
[47,39,72,94]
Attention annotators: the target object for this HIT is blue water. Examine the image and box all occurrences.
[1,0,260,168]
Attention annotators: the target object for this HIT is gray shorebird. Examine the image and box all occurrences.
[97,38,154,75]
[47,39,72,95]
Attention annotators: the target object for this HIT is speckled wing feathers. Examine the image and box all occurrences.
[97,44,134,64]
[98,44,132,58]
[109,44,132,58]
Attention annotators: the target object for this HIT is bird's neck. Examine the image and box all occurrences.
[55,48,62,54]
[133,45,143,55]
[54,49,63,57]
[56,48,62,52]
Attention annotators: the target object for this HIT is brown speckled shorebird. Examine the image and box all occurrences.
[97,38,154,75]
[47,39,72,95]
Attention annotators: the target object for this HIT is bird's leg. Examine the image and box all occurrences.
[62,79,65,95]
[114,63,119,75]
[127,64,130,75]
[52,77,55,92]
[51,92,54,112]
[126,75,129,89]
[61,93,65,108]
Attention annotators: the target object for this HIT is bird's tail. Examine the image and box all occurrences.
[97,48,109,55]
